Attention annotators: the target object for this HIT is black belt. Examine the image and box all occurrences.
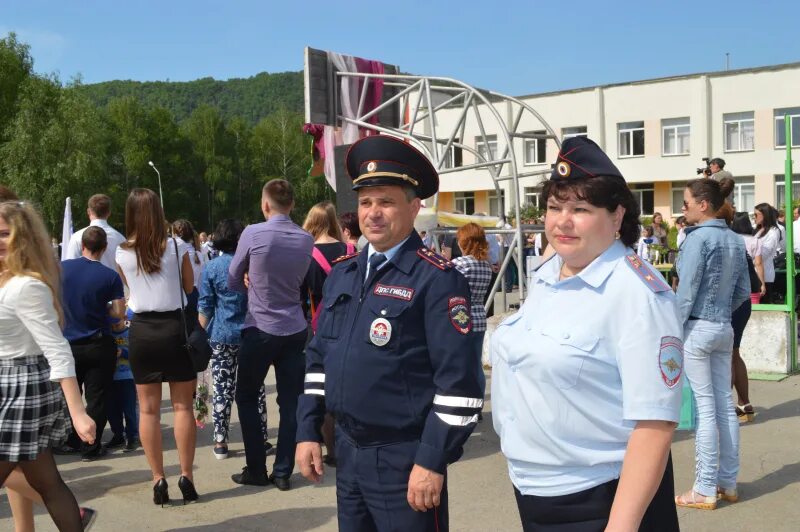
[69,331,107,345]
[688,316,700,321]
[335,418,422,448]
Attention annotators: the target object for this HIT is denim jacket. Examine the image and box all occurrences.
[676,219,750,324]
[198,253,247,345]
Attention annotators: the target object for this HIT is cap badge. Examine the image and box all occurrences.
[367,161,377,173]
[556,161,571,178]
[369,318,392,347]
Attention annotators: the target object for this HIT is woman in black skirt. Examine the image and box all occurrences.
[0,200,97,531]
[115,189,199,505]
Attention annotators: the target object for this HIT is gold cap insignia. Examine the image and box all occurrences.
[367,161,377,172]
[556,161,571,178]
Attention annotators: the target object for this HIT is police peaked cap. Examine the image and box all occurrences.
[550,136,625,182]
[346,135,439,200]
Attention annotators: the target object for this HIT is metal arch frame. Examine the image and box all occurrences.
[333,71,560,308]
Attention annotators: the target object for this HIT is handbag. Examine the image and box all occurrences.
[172,238,213,372]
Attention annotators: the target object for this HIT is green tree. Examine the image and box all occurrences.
[0,33,34,142]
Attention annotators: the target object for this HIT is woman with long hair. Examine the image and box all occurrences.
[198,219,269,460]
[115,189,199,506]
[753,202,781,303]
[0,200,96,531]
[675,178,750,509]
[301,201,352,466]
[172,219,206,318]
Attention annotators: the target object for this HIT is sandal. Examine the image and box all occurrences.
[717,486,739,503]
[736,403,755,423]
[675,489,717,510]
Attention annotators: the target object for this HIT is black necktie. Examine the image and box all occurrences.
[365,253,387,285]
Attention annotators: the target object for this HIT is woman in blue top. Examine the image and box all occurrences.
[491,137,683,531]
[198,219,268,460]
[675,178,749,509]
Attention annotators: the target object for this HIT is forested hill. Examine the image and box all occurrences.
[77,70,304,124]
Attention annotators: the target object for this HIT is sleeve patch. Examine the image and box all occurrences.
[332,252,359,264]
[625,253,671,292]
[417,247,453,270]
[448,296,472,334]
[659,336,683,388]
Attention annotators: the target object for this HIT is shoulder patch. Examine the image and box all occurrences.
[332,252,359,264]
[624,253,671,293]
[417,247,453,270]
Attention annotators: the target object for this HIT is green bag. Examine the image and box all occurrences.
[677,378,696,431]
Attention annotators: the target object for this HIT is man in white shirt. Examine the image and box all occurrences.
[792,207,800,254]
[64,194,126,270]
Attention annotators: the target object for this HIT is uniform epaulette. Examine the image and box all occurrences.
[417,247,453,270]
[332,252,359,264]
[624,252,671,293]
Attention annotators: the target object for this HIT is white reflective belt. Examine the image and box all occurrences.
[305,373,325,383]
[435,412,479,427]
[305,389,325,396]
[433,394,483,409]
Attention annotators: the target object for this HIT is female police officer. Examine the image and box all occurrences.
[491,137,682,531]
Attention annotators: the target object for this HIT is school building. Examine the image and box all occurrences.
[434,61,800,222]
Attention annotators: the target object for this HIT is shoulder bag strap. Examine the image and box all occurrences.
[172,238,190,346]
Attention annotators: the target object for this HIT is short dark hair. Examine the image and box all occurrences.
[212,219,245,254]
[82,226,108,254]
[88,194,111,219]
[731,212,754,235]
[710,158,725,168]
[262,179,294,211]
[542,175,641,247]
[339,211,361,238]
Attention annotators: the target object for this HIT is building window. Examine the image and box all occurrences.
[723,112,755,152]
[442,139,463,169]
[488,189,505,217]
[630,184,654,215]
[562,126,587,139]
[662,118,690,156]
[618,121,645,157]
[523,131,547,165]
[775,108,800,148]
[775,175,800,210]
[671,181,688,215]
[454,191,475,214]
[733,176,755,213]
[475,134,497,161]
[523,186,542,209]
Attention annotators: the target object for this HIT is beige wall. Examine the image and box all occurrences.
[653,182,673,221]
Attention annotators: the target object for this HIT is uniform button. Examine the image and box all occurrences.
[380,309,387,316]
[562,332,570,339]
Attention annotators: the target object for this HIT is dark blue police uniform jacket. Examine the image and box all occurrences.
[296,230,485,474]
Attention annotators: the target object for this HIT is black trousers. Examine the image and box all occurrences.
[67,335,117,453]
[514,454,679,532]
[235,327,306,478]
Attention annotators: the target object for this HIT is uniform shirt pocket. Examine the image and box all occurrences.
[319,292,352,340]
[536,329,600,389]
[363,298,410,350]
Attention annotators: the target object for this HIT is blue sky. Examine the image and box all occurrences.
[1,0,798,96]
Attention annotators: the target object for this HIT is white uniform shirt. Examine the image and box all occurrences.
[116,238,189,313]
[755,226,780,282]
[64,219,126,271]
[175,237,207,288]
[491,240,683,497]
[0,276,75,380]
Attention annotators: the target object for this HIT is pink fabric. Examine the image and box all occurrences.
[354,58,385,128]
[309,247,332,332]
[346,242,356,254]
[750,293,762,304]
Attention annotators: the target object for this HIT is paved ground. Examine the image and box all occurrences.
[2,373,799,531]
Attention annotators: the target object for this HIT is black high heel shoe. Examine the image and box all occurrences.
[178,475,199,504]
[153,478,169,507]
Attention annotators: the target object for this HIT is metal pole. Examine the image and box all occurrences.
[784,114,796,371]
[149,161,163,208]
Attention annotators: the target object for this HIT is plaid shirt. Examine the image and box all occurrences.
[452,255,492,332]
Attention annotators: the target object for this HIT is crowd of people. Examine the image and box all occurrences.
[0,132,792,532]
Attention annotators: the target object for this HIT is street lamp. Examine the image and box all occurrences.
[148,161,163,208]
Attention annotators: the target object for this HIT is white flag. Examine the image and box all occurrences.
[60,197,72,261]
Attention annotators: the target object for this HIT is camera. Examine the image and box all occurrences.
[696,157,712,176]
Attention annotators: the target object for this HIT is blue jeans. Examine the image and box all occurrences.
[107,379,139,440]
[235,327,306,478]
[683,320,739,496]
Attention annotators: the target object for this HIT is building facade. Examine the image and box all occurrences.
[435,62,800,222]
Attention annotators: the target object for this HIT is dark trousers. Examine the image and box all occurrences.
[67,335,117,453]
[514,453,679,532]
[336,427,449,532]
[235,327,306,478]
[107,379,139,440]
[503,246,518,291]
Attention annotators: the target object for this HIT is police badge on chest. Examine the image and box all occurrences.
[369,317,392,346]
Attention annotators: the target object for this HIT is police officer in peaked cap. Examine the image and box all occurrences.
[296,135,485,532]
[490,136,683,530]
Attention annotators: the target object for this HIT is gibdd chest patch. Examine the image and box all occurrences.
[448,296,472,334]
[374,283,415,301]
[658,336,683,388]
